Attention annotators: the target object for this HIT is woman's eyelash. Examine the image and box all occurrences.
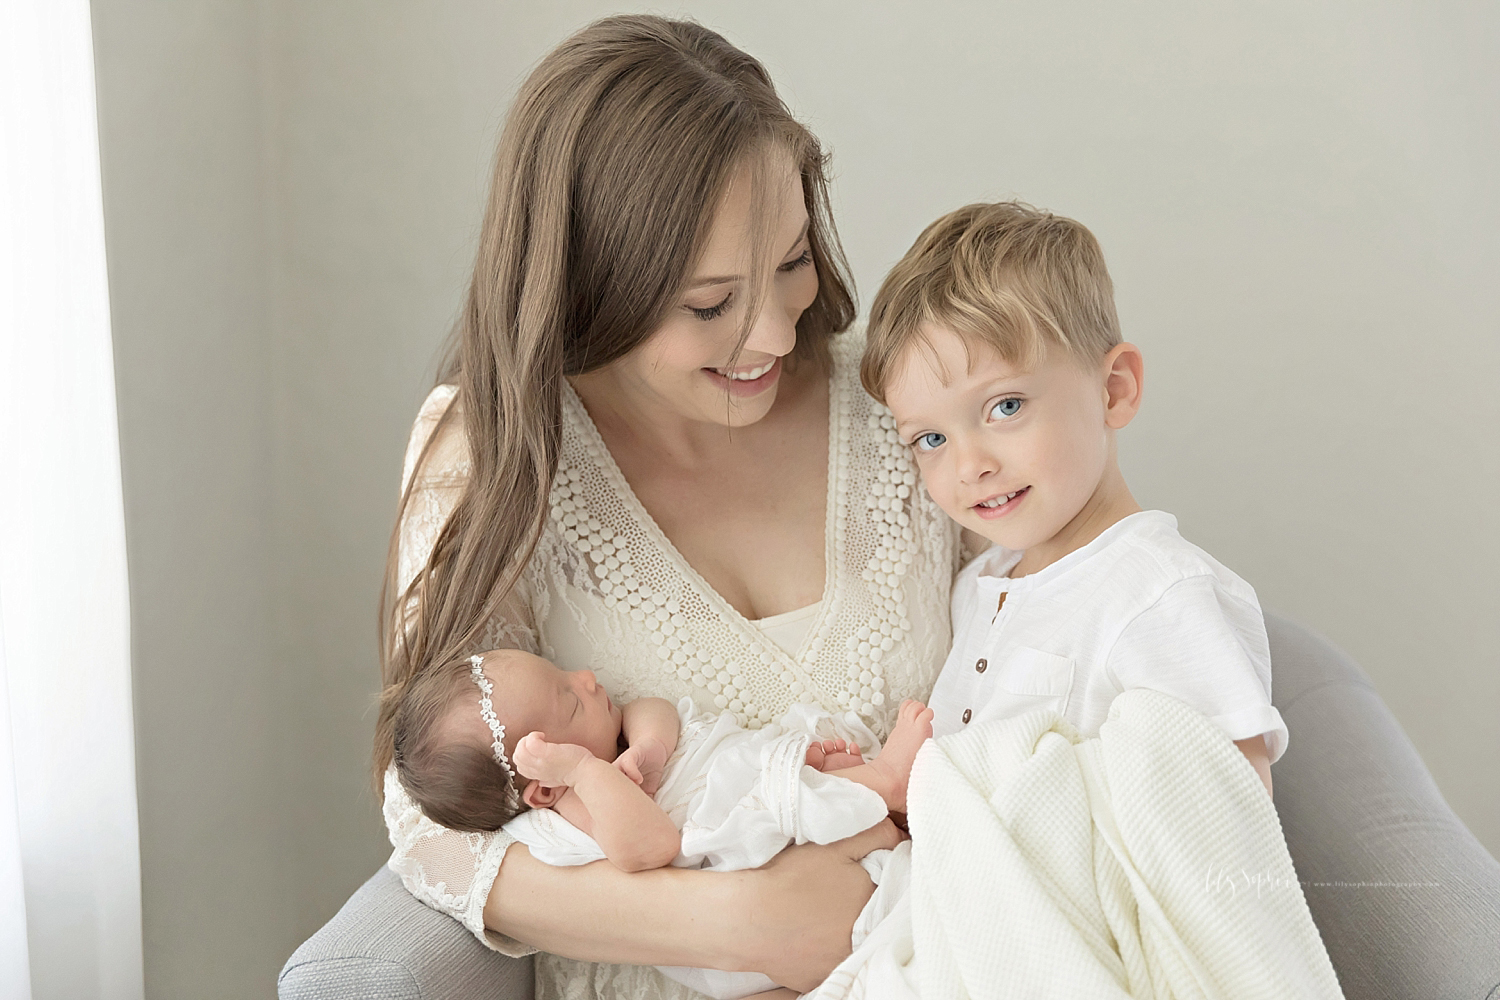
[689,294,732,321]
[687,253,809,320]
[687,252,807,320]
[778,249,813,272]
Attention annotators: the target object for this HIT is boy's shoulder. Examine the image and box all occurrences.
[951,511,1259,614]
[1103,511,1259,611]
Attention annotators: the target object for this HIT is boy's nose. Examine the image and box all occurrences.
[576,669,597,692]
[955,440,999,484]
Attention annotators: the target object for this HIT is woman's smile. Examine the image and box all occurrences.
[703,355,783,397]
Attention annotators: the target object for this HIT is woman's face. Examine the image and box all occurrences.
[605,155,820,429]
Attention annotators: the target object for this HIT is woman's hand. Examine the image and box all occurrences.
[740,819,906,992]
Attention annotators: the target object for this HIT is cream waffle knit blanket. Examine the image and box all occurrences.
[810,689,1344,999]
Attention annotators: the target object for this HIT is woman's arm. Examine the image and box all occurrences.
[485,819,905,991]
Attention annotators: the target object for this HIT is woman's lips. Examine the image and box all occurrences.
[703,356,782,397]
[972,486,1029,520]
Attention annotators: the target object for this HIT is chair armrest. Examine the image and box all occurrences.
[1266,611,1500,1000]
[279,866,533,1000]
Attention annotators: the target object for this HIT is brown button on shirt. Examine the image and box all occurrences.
[975,658,987,673]
[962,708,972,724]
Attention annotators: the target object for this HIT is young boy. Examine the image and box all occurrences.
[861,201,1285,792]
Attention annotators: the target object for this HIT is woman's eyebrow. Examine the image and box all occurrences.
[686,273,738,289]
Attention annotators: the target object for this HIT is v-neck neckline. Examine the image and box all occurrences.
[559,363,842,666]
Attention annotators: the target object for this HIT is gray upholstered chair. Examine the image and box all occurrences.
[279,613,1500,1000]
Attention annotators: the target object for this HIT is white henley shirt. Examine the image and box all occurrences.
[928,510,1288,761]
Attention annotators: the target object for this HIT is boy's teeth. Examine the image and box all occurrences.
[980,490,1020,508]
[715,360,774,381]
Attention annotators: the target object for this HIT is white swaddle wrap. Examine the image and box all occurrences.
[504,698,897,999]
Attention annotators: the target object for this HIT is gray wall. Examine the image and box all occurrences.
[94,2,1497,997]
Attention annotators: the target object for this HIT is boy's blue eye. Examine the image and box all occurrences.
[991,398,1023,419]
[913,431,946,452]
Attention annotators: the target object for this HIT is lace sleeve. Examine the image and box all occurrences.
[383,384,537,956]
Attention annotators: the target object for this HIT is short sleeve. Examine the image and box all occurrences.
[1106,575,1288,762]
[383,384,539,955]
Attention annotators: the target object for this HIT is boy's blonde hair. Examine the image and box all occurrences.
[862,201,1120,402]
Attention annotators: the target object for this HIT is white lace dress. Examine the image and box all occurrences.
[382,331,962,1000]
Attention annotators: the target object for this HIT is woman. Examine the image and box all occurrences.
[374,15,963,998]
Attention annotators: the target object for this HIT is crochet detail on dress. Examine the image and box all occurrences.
[543,333,940,738]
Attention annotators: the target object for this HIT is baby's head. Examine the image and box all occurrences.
[392,648,623,831]
[862,201,1144,556]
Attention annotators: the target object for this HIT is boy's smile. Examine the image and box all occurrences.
[884,324,1144,576]
[972,485,1030,519]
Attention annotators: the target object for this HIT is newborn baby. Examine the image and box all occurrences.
[392,648,932,999]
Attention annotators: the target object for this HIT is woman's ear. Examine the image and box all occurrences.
[1102,343,1144,430]
[522,778,564,810]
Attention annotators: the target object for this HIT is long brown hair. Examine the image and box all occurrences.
[375,15,855,788]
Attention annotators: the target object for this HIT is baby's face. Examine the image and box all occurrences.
[884,325,1114,554]
[483,651,623,763]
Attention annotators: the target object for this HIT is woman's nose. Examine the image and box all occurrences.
[742,289,798,359]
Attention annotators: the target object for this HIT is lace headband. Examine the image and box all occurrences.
[469,654,516,784]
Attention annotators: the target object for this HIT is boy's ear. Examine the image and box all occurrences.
[1102,343,1144,429]
[522,778,564,810]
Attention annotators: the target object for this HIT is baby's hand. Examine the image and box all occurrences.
[613,737,669,797]
[512,732,593,787]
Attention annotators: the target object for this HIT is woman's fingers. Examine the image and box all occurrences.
[744,818,905,991]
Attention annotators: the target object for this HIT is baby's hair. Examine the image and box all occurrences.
[862,201,1120,402]
[392,651,525,832]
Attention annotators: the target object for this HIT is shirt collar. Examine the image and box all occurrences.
[971,510,1177,591]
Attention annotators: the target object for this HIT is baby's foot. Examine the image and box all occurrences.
[805,737,866,772]
[865,700,934,812]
